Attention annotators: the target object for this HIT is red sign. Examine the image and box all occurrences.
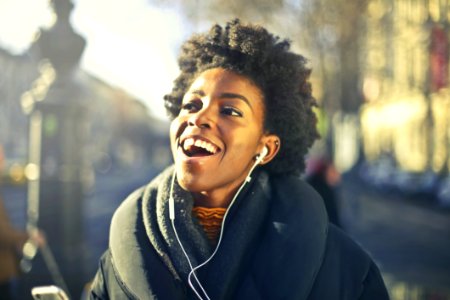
[430,26,449,91]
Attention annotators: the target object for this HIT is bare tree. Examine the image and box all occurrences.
[296,0,369,114]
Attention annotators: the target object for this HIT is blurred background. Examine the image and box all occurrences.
[0,0,449,299]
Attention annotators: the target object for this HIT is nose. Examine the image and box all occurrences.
[187,105,214,129]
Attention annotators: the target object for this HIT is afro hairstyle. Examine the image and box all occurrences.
[164,19,319,175]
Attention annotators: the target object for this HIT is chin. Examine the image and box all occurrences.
[177,175,208,193]
[175,165,204,192]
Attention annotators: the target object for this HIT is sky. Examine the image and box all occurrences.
[0,0,190,120]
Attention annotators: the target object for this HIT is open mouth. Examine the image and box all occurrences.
[180,137,220,157]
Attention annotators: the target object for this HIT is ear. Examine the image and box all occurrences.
[257,134,281,165]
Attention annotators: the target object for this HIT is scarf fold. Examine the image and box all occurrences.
[143,167,211,281]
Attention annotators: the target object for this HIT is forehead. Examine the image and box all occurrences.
[187,68,265,106]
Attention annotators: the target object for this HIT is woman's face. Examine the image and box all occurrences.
[170,68,272,206]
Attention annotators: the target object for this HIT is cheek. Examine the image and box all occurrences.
[226,137,260,163]
[169,119,181,151]
[169,121,176,139]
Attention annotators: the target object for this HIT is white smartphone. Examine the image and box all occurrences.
[31,285,70,300]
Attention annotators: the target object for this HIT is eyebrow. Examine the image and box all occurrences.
[190,90,253,111]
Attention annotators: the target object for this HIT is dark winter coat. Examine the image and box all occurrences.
[89,166,389,299]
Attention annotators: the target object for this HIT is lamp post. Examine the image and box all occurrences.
[24,0,90,297]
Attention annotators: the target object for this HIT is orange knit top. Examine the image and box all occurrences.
[192,206,227,246]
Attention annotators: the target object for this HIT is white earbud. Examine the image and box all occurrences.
[256,146,269,164]
[261,146,269,158]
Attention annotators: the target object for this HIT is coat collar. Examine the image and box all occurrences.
[259,174,329,299]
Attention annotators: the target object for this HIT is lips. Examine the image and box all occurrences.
[179,136,221,157]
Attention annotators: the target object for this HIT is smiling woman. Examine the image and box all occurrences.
[89,19,390,300]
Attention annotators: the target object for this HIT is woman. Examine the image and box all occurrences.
[90,20,389,299]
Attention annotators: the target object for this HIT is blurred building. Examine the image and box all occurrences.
[84,76,170,179]
[358,0,450,201]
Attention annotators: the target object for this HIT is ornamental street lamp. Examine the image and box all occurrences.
[24,0,90,297]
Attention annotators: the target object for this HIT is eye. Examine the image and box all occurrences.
[221,106,243,117]
[181,100,201,113]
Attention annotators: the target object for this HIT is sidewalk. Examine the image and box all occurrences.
[339,173,450,299]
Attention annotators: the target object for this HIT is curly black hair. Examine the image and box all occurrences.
[164,19,319,175]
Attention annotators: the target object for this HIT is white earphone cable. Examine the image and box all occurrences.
[170,150,266,300]
[171,218,209,300]
[169,171,209,300]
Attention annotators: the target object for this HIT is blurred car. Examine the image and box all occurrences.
[391,170,438,197]
[436,176,450,208]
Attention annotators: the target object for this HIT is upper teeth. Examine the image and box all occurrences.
[183,138,218,154]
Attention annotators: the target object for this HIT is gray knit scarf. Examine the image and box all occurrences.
[141,166,272,299]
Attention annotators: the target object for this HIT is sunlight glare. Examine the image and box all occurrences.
[0,0,53,54]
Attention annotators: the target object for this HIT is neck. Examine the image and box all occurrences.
[190,161,261,208]
[193,168,255,208]
[192,186,238,208]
